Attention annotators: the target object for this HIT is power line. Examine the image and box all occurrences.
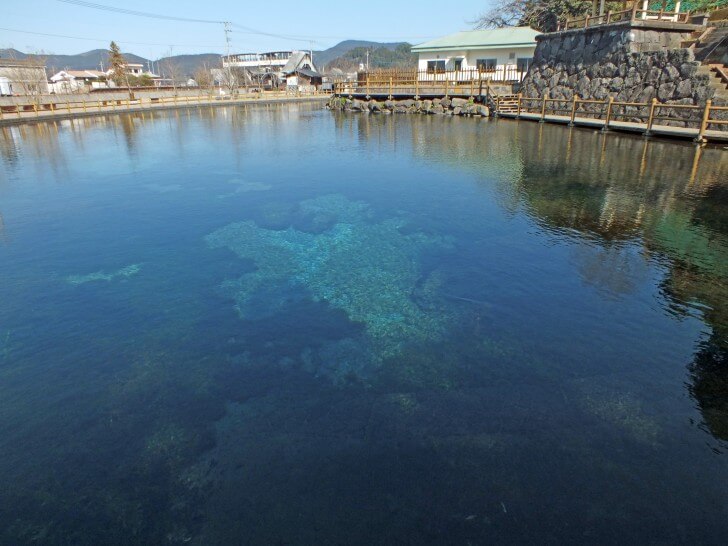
[0,26,225,49]
[55,0,224,24]
[53,0,434,46]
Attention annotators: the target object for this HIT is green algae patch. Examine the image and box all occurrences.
[206,194,454,372]
[578,385,661,446]
[66,264,142,285]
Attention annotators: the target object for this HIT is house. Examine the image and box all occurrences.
[222,50,322,89]
[49,69,108,93]
[125,63,144,76]
[0,58,49,96]
[411,27,541,81]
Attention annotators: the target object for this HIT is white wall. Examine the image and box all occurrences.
[417,45,536,81]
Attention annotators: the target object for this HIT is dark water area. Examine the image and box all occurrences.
[0,104,727,545]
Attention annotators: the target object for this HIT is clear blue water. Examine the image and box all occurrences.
[0,104,727,544]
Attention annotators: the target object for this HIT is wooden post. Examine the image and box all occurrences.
[50,102,55,113]
[606,10,612,23]
[540,95,547,122]
[389,76,393,99]
[631,1,638,20]
[569,95,578,125]
[695,99,712,143]
[415,74,419,99]
[67,101,71,114]
[83,100,87,113]
[603,96,614,131]
[444,76,448,97]
[645,98,658,136]
[516,93,522,117]
[34,103,39,117]
[585,14,590,27]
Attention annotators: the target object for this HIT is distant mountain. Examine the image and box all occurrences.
[1,40,413,78]
[319,43,417,72]
[0,48,149,73]
[155,54,222,77]
[313,40,410,68]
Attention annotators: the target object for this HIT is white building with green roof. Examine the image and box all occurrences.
[412,27,540,81]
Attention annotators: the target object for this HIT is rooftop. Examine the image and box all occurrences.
[412,27,541,52]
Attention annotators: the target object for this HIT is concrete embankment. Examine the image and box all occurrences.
[0,93,329,126]
[328,96,490,117]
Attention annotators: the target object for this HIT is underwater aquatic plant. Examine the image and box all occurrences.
[206,194,454,375]
[66,264,142,285]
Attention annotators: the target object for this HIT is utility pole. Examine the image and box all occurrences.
[223,21,234,93]
[223,21,232,59]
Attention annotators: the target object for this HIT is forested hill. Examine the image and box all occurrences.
[322,43,417,71]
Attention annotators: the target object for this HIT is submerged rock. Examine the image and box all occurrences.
[206,194,454,377]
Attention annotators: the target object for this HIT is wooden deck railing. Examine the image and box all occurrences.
[333,68,526,98]
[334,78,496,99]
[499,93,728,142]
[561,6,691,31]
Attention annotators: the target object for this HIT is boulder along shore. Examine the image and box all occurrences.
[328,97,491,117]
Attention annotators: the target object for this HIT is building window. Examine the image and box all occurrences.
[509,52,516,60]
[476,59,497,72]
[517,58,531,73]
[427,60,446,74]
[453,58,462,71]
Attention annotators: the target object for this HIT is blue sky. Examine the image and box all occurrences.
[2,0,493,59]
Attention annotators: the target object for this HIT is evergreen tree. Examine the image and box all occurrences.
[108,41,128,86]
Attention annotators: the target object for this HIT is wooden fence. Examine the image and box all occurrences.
[333,69,523,98]
[561,6,691,31]
[0,90,327,122]
[497,94,728,142]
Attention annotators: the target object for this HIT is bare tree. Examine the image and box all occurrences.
[161,50,183,94]
[5,51,49,101]
[473,0,592,32]
[194,62,213,93]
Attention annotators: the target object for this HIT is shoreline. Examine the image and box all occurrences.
[0,95,329,127]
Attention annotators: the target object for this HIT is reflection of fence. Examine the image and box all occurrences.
[0,90,327,123]
[561,6,691,31]
[495,93,728,143]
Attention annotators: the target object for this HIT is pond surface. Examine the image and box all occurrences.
[0,104,727,545]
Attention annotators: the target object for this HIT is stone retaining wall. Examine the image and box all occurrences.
[328,97,490,117]
[520,22,727,128]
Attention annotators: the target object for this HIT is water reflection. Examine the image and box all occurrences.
[335,111,728,443]
[1,106,727,543]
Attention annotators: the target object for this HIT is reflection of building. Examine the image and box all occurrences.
[0,58,49,96]
[412,28,540,82]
